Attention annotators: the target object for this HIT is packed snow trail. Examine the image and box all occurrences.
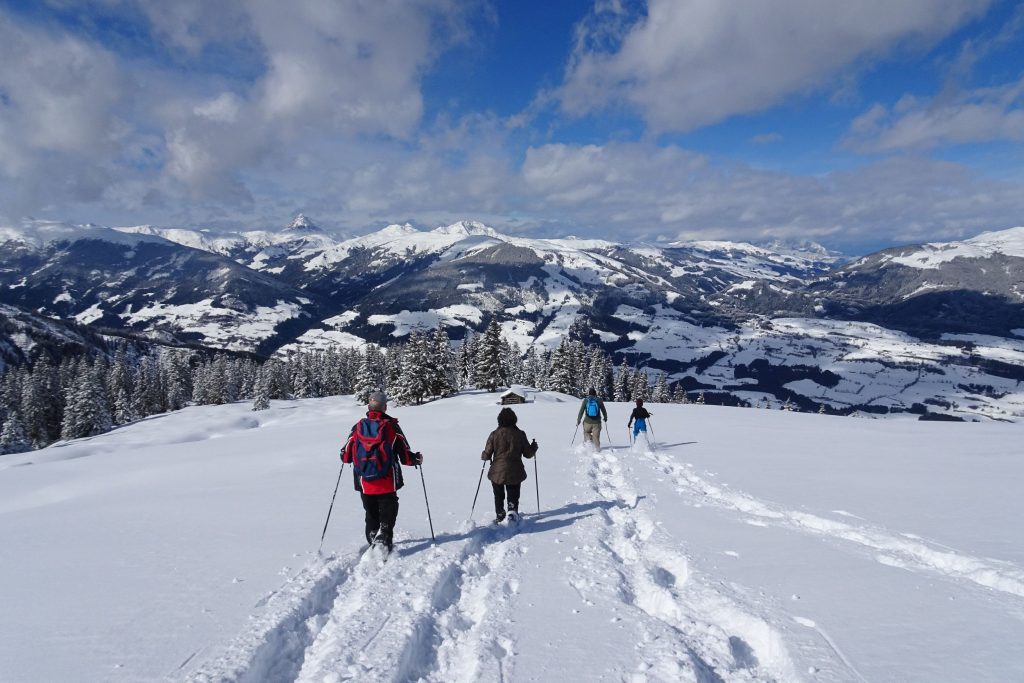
[569,445,800,682]
[189,445,801,683]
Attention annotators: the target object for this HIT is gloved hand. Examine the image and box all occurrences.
[576,420,581,426]
[413,452,423,466]
[531,439,538,449]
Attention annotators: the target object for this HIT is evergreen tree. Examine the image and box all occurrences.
[61,361,113,439]
[474,320,505,392]
[614,360,632,402]
[163,350,193,410]
[355,344,385,403]
[585,347,607,398]
[547,339,575,395]
[696,390,706,405]
[21,363,54,447]
[428,327,456,398]
[108,349,135,425]
[651,372,670,403]
[0,408,30,455]
[252,366,271,411]
[523,345,544,389]
[631,369,650,401]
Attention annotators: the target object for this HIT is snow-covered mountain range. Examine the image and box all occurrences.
[1,217,1022,420]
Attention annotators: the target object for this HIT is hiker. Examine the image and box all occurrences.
[628,398,652,442]
[576,387,608,450]
[340,391,422,551]
[482,407,538,523]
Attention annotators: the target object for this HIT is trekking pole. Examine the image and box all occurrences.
[604,421,614,448]
[569,423,580,446]
[470,461,487,519]
[533,452,540,513]
[318,463,344,554]
[417,458,435,542]
[647,419,657,448]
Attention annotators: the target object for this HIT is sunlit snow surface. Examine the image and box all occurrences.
[1,392,1022,682]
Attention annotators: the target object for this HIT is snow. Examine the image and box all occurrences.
[1,393,1022,682]
[1,219,169,249]
[889,226,1024,269]
[124,299,307,351]
[74,302,106,325]
[367,306,483,336]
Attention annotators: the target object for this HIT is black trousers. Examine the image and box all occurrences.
[492,483,521,515]
[361,492,399,546]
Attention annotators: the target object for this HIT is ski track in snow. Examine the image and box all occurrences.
[638,446,1024,602]
[571,445,799,682]
[186,519,526,682]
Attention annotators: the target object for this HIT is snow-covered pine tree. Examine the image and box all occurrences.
[387,343,411,405]
[501,338,525,387]
[428,327,456,398]
[474,319,505,392]
[670,382,688,404]
[0,407,30,454]
[614,360,631,402]
[355,344,385,403]
[107,348,135,425]
[651,372,670,403]
[163,350,192,411]
[20,363,53,448]
[252,366,271,411]
[61,360,113,440]
[631,369,650,401]
[586,347,606,398]
[523,345,545,389]
[696,390,706,405]
[547,339,575,395]
[457,330,476,389]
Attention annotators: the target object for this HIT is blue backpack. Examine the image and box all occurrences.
[586,397,600,418]
[351,417,396,481]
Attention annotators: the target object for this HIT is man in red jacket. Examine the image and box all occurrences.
[341,391,422,551]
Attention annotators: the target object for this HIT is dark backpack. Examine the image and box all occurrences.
[351,417,396,481]
[586,397,600,418]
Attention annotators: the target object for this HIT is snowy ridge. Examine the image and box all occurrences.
[0,219,169,248]
[888,226,1024,269]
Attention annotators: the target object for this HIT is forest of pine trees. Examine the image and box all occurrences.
[0,321,707,455]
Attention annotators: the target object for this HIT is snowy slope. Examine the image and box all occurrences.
[887,226,1024,269]
[1,393,1022,682]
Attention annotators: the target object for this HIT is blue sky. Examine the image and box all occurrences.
[1,0,1024,253]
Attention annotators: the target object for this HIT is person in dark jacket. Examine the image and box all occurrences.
[576,387,608,450]
[628,398,652,442]
[341,391,422,551]
[481,407,538,522]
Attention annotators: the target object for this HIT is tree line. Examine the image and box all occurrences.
[0,319,688,455]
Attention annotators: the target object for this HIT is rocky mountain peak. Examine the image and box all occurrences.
[285,213,319,232]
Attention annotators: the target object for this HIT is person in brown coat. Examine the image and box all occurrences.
[481,407,538,522]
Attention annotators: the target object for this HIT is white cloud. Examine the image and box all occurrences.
[559,0,993,132]
[845,75,1024,151]
[0,14,125,175]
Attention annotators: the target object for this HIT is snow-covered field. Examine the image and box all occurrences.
[1,392,1022,682]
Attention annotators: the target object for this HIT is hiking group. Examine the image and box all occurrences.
[576,387,654,449]
[329,387,651,554]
